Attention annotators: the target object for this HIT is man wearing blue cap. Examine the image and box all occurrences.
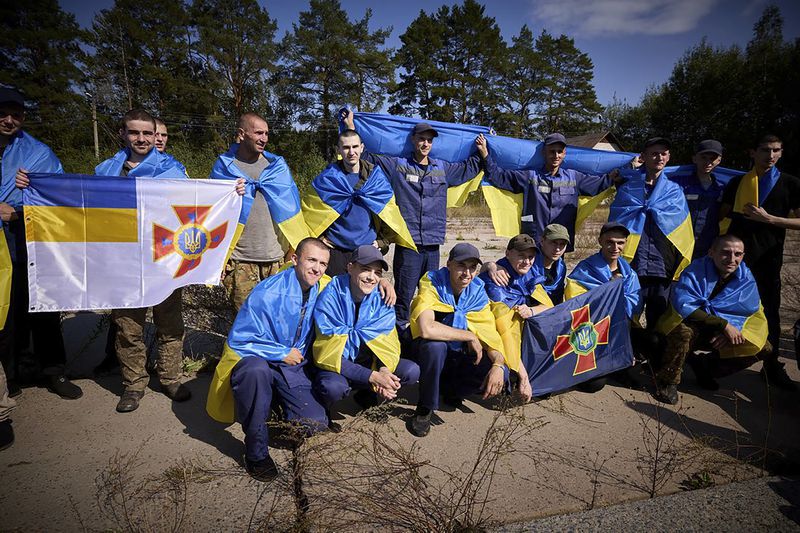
[476,132,623,251]
[407,243,508,437]
[671,140,725,259]
[341,110,486,334]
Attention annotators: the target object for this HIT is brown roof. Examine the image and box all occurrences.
[565,131,625,151]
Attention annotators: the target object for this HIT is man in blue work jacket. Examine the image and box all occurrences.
[670,140,725,259]
[476,132,621,252]
[342,110,486,334]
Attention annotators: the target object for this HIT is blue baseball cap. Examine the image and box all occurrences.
[543,133,567,146]
[350,245,388,271]
[448,243,482,264]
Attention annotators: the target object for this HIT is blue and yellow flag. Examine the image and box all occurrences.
[0,233,10,329]
[210,146,308,256]
[302,163,416,250]
[719,166,779,233]
[522,279,634,395]
[409,267,505,357]
[95,147,186,179]
[656,256,767,357]
[312,274,399,374]
[207,267,325,423]
[479,257,553,372]
[609,170,694,280]
[534,253,567,303]
[565,252,642,319]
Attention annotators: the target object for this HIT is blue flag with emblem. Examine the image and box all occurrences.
[521,278,633,395]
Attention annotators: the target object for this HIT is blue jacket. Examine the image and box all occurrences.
[669,171,723,259]
[362,152,482,246]
[484,155,611,252]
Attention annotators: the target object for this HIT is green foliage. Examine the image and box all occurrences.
[495,26,546,137]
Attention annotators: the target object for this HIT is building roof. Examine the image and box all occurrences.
[565,131,625,151]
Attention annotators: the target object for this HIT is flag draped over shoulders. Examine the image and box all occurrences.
[95,148,186,179]
[719,166,779,233]
[565,252,642,318]
[609,170,694,280]
[207,267,323,423]
[656,257,767,357]
[302,163,416,250]
[210,145,308,252]
[409,267,504,356]
[312,274,399,374]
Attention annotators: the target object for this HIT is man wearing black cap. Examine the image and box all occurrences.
[476,132,623,252]
[312,245,420,412]
[719,133,800,390]
[0,87,82,400]
[341,110,486,334]
[671,140,725,259]
[407,243,508,437]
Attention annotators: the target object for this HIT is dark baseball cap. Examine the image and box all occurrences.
[542,224,570,243]
[696,139,723,156]
[448,242,482,264]
[350,245,388,271]
[643,137,671,150]
[507,234,538,251]
[543,133,567,146]
[0,88,25,108]
[413,122,438,137]
[600,221,630,237]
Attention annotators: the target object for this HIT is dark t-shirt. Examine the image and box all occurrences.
[722,171,800,271]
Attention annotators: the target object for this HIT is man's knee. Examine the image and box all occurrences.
[231,356,273,390]
[395,358,420,385]
[314,373,350,406]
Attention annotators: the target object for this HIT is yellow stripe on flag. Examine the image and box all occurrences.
[25,206,137,242]
[576,187,615,234]
[365,330,401,372]
[301,189,341,238]
[447,171,484,208]
[482,185,523,238]
[313,331,349,373]
[206,343,243,423]
[564,278,589,300]
[0,234,11,329]
[277,211,310,250]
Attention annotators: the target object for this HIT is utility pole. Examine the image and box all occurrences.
[86,91,99,161]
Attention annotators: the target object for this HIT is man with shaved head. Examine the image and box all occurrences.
[210,113,292,309]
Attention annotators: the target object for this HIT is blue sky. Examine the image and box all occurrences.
[59,0,799,107]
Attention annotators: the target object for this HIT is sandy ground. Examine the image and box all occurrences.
[2,216,800,531]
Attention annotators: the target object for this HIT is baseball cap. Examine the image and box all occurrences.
[643,137,671,150]
[507,234,538,251]
[600,221,630,237]
[543,133,567,146]
[696,139,723,156]
[0,88,25,108]
[350,245,388,271]
[542,224,570,243]
[448,242,482,264]
[413,122,438,137]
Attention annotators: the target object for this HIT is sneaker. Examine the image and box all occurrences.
[245,455,280,482]
[162,383,191,402]
[48,375,83,400]
[653,383,678,405]
[409,407,432,437]
[116,390,144,413]
[0,420,13,451]
[761,361,798,392]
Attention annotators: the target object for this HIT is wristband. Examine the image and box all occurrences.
[491,363,504,369]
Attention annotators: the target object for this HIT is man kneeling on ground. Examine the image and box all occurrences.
[652,234,770,404]
[409,243,508,437]
[206,237,331,482]
[312,245,419,413]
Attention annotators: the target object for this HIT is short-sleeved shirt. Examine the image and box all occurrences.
[232,156,284,262]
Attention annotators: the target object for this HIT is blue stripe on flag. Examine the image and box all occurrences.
[26,174,137,209]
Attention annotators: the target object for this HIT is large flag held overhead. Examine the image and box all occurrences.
[23,173,242,312]
[521,279,633,395]
[346,110,745,238]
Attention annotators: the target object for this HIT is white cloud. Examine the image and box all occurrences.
[529,0,720,37]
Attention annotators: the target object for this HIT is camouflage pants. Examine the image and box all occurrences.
[0,362,15,422]
[113,289,184,393]
[222,259,283,311]
[658,321,771,386]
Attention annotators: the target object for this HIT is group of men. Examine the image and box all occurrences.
[1,88,797,484]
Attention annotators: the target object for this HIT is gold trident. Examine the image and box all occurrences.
[184,229,201,253]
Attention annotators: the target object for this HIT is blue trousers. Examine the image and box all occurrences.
[313,358,420,409]
[393,245,440,328]
[415,339,509,411]
[230,357,327,462]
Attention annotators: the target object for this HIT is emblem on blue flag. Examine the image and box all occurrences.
[153,205,228,278]
[553,304,610,376]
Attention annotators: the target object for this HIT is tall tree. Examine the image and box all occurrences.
[495,25,546,137]
[279,0,393,133]
[0,0,85,150]
[534,31,602,136]
[193,0,278,120]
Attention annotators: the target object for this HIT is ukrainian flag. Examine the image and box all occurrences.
[302,163,416,250]
[409,267,505,358]
[312,274,400,374]
[719,166,779,233]
[207,267,326,423]
[23,173,241,311]
[0,233,10,328]
[210,146,308,256]
[656,257,767,357]
[564,252,642,319]
[480,258,553,372]
[609,169,694,280]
